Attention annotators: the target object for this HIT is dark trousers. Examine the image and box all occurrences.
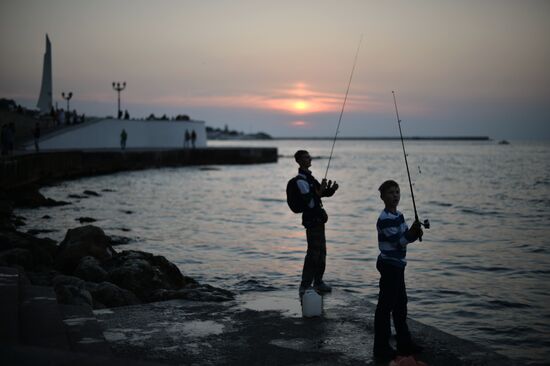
[374,260,411,349]
[300,224,326,288]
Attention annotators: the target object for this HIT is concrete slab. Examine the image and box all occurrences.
[19,285,70,350]
[0,344,168,366]
[59,304,113,355]
[0,266,20,343]
[94,290,515,366]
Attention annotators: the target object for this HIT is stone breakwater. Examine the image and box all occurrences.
[0,147,278,190]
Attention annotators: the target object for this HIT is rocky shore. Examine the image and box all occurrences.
[0,186,234,310]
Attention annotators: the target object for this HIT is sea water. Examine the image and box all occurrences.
[18,140,550,365]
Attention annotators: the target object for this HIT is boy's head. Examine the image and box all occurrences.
[379,180,400,210]
[294,150,311,169]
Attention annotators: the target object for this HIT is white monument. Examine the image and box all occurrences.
[36,34,52,113]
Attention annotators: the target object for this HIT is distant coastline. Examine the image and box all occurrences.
[272,136,491,141]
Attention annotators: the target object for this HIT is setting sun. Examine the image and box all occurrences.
[293,101,309,111]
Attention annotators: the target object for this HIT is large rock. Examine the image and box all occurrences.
[104,250,197,301]
[0,248,33,269]
[74,256,108,283]
[53,275,93,308]
[0,230,57,270]
[55,225,116,274]
[88,281,140,308]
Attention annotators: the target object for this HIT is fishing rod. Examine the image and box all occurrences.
[392,91,430,241]
[324,35,363,181]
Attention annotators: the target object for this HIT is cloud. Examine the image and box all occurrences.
[147,82,376,115]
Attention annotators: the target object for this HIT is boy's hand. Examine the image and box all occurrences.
[409,220,423,240]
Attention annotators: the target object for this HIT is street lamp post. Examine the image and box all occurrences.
[112,81,126,119]
[61,91,73,112]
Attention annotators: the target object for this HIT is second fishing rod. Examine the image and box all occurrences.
[392,91,430,241]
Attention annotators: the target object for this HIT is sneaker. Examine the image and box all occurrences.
[373,345,397,362]
[299,285,308,297]
[314,281,332,293]
[397,341,424,355]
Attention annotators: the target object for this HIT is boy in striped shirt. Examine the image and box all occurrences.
[373,180,423,361]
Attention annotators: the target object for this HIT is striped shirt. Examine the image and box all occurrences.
[377,209,416,268]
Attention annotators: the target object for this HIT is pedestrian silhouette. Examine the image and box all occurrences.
[184,129,190,148]
[120,129,127,150]
[191,130,197,149]
[34,122,41,152]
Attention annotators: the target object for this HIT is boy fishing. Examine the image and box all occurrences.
[373,179,424,361]
[291,150,339,297]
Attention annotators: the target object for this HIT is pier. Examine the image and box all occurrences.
[0,147,278,190]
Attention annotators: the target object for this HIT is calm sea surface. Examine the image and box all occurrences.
[19,140,550,365]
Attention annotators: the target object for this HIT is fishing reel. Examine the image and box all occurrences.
[421,219,430,229]
[415,218,430,242]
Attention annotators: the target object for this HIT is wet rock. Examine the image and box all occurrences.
[76,217,97,223]
[150,285,234,302]
[55,225,116,274]
[83,190,100,197]
[89,281,140,308]
[109,235,133,246]
[102,189,116,192]
[74,256,108,282]
[0,231,56,270]
[53,275,93,307]
[13,218,26,227]
[26,228,57,236]
[103,250,198,301]
[120,210,134,215]
[0,199,15,231]
[0,248,33,269]
[68,194,88,199]
[0,199,13,217]
[26,269,60,286]
[42,215,51,219]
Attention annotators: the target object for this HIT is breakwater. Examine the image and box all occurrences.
[0,147,277,190]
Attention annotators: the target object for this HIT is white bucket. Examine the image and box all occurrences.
[302,288,323,317]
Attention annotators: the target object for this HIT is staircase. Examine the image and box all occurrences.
[0,266,163,365]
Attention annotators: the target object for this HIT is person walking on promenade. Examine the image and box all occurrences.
[184,129,190,148]
[293,150,339,297]
[33,122,41,152]
[120,129,127,150]
[191,130,197,149]
[373,180,424,361]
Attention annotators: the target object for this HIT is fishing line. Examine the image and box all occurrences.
[392,91,430,239]
[324,35,363,180]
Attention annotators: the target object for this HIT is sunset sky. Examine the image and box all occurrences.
[1,0,549,139]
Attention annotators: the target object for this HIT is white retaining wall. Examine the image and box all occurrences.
[30,119,207,150]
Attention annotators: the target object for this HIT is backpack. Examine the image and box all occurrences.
[286,176,307,213]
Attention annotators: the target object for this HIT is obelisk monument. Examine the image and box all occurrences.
[36,34,52,113]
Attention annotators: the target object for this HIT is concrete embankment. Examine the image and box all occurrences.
[0,147,277,190]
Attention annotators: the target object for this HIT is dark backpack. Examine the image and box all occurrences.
[286,176,307,213]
